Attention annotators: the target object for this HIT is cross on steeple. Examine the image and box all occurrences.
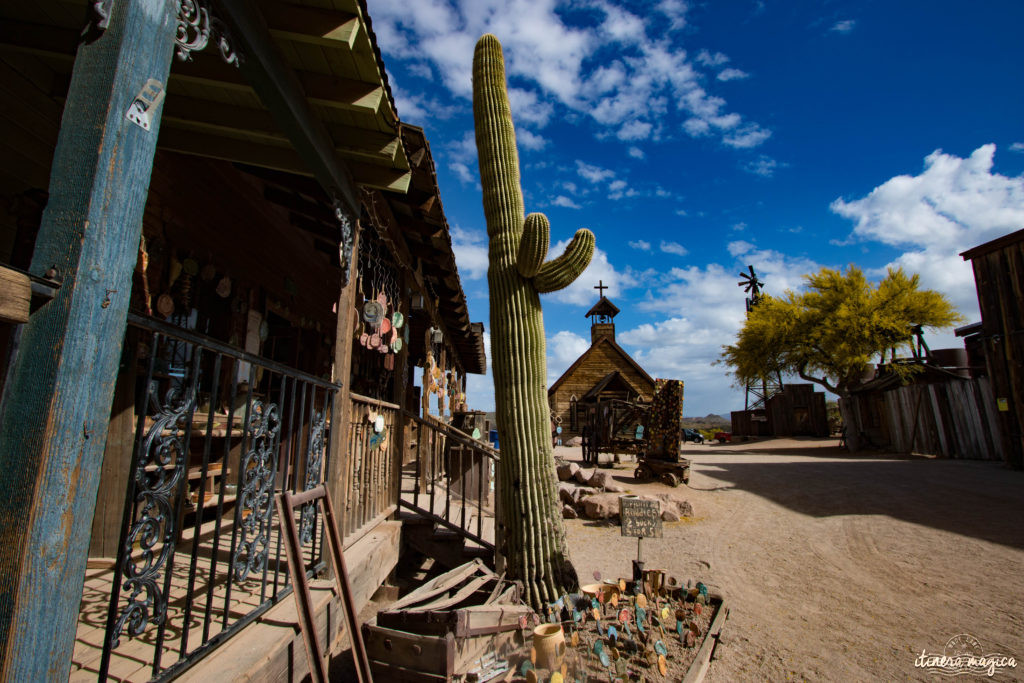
[594,280,608,297]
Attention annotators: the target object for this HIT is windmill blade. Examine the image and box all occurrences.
[748,265,756,277]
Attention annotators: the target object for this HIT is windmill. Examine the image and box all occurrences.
[738,265,783,411]
[737,265,764,313]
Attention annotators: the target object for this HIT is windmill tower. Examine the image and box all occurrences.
[738,265,784,410]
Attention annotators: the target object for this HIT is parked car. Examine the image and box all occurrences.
[682,428,705,444]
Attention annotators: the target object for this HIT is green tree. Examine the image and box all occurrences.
[721,266,962,446]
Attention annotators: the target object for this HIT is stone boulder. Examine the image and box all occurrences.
[580,492,623,520]
[588,470,615,490]
[661,509,680,522]
[556,462,580,482]
[574,467,596,485]
[562,504,578,519]
[557,483,576,505]
[572,486,599,504]
[567,436,583,447]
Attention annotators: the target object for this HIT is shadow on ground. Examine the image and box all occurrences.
[692,455,1024,550]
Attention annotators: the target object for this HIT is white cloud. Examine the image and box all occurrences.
[696,49,729,67]
[1009,142,1024,153]
[517,129,548,151]
[717,68,749,82]
[551,195,582,209]
[659,240,689,256]
[628,146,645,159]
[656,0,689,31]
[617,120,653,141]
[576,160,615,183]
[614,243,821,412]
[723,124,772,149]
[675,208,688,217]
[370,1,767,150]
[742,155,781,177]
[629,240,652,251]
[450,161,475,184]
[732,222,747,232]
[450,225,489,280]
[546,330,591,386]
[830,19,857,34]
[831,144,1024,322]
[545,242,636,305]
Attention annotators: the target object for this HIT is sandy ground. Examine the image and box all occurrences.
[556,439,1024,681]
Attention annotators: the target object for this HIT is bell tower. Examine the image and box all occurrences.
[585,280,620,344]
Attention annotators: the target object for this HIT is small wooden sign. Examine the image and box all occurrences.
[620,496,662,538]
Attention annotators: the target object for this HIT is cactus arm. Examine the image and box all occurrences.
[534,228,596,293]
[517,213,550,277]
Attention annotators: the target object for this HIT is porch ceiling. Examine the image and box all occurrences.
[0,0,410,194]
[384,125,487,376]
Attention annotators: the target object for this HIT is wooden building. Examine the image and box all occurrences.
[548,294,656,439]
[0,1,493,680]
[961,228,1024,469]
[731,383,828,438]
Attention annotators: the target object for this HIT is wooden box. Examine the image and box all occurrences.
[362,560,533,682]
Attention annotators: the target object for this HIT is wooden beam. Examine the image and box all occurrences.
[264,185,334,222]
[259,1,361,49]
[0,266,31,324]
[0,19,77,61]
[213,0,365,213]
[0,1,177,679]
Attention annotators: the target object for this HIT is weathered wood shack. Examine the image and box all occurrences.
[960,228,1024,469]
[0,1,493,680]
[548,295,656,439]
[845,364,1002,459]
[731,383,828,437]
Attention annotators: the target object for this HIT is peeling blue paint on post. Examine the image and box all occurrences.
[0,0,177,679]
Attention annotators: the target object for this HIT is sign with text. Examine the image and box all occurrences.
[620,496,662,538]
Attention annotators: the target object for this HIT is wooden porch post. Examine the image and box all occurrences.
[0,1,176,679]
[329,222,360,531]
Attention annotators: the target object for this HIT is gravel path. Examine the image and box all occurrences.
[557,439,1024,681]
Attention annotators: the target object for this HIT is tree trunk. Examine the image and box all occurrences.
[837,394,861,452]
[473,35,594,608]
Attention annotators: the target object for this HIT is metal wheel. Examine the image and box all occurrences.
[634,463,654,482]
[660,472,679,487]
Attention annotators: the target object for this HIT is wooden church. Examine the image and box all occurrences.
[548,284,657,439]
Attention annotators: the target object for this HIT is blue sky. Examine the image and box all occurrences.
[367,0,1024,415]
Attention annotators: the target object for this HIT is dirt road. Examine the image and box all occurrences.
[557,439,1024,681]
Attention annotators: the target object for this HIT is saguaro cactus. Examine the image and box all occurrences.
[473,34,595,607]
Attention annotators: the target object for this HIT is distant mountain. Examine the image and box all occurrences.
[682,414,730,427]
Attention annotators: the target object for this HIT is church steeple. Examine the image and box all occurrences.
[585,280,620,344]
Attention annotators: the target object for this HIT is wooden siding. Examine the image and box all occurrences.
[549,340,655,439]
[963,231,1024,468]
[845,377,1003,459]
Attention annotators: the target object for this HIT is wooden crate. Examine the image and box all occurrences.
[362,560,533,682]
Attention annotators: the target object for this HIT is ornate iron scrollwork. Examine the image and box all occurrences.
[334,200,356,287]
[298,410,328,545]
[109,384,196,647]
[232,400,280,582]
[175,0,241,66]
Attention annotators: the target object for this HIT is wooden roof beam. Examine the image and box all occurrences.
[259,1,361,50]
[214,0,362,212]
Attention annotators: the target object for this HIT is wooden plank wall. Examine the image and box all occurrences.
[868,378,1003,460]
[969,240,1024,468]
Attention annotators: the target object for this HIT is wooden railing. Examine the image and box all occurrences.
[401,411,500,551]
[343,393,401,542]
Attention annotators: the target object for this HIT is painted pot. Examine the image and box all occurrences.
[532,623,565,670]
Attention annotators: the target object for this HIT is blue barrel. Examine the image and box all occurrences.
[489,428,499,450]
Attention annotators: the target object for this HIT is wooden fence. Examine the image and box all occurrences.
[846,376,1003,460]
[343,392,402,543]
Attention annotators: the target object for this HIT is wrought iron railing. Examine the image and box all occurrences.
[91,314,338,681]
[342,393,401,542]
[401,412,499,552]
